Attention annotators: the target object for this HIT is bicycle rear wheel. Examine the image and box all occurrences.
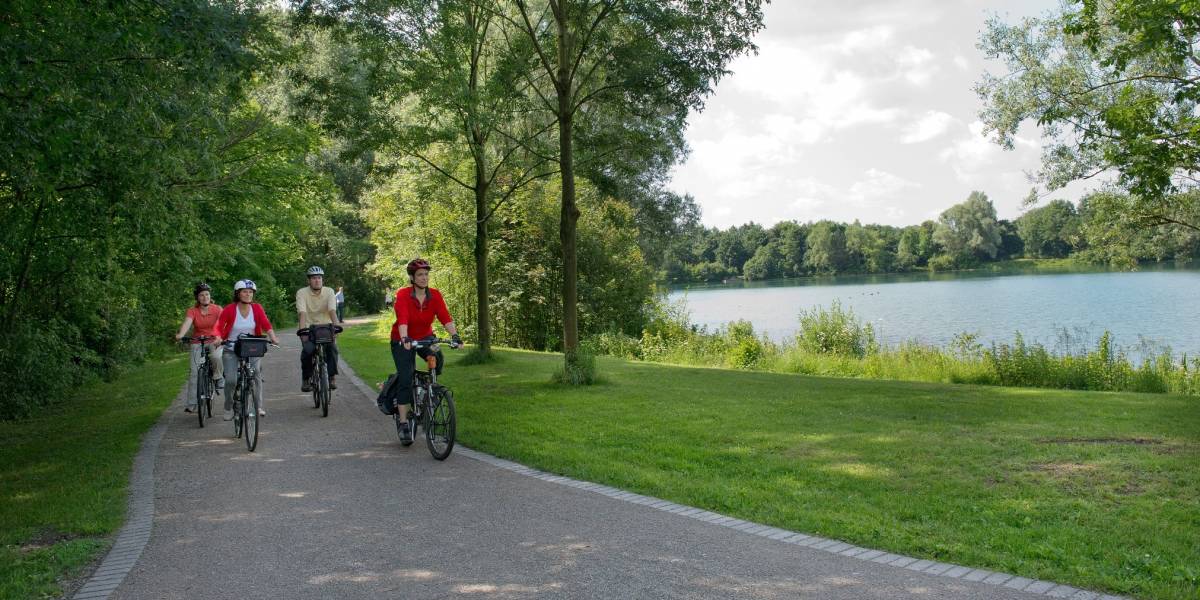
[233,385,243,439]
[196,365,208,428]
[424,386,456,460]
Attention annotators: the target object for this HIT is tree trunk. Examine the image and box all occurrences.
[556,11,580,359]
[473,178,492,355]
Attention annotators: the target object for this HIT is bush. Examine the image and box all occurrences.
[796,301,877,358]
[585,331,641,360]
[553,347,598,385]
[723,320,770,369]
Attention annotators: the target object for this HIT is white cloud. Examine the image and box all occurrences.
[901,110,956,143]
[939,121,1039,182]
[848,168,921,201]
[952,54,970,70]
[896,46,937,86]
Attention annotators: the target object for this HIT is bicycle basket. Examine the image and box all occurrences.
[311,324,335,344]
[235,338,268,358]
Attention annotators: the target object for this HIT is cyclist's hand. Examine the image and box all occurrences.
[402,336,413,350]
[451,333,462,348]
[175,334,184,342]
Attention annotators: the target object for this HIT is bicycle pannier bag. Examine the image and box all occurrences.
[235,338,268,358]
[311,324,335,344]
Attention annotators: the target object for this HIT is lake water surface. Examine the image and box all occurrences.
[668,265,1200,359]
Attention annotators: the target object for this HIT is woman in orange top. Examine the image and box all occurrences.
[174,283,224,413]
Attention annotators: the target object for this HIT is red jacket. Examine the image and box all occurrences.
[216,303,274,342]
[391,287,452,341]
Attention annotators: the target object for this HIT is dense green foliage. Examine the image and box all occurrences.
[0,355,186,599]
[665,189,1200,283]
[0,4,380,417]
[339,325,1200,600]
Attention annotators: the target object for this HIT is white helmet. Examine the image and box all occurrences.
[233,279,257,292]
[306,265,325,277]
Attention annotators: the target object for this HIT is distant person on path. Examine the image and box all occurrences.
[215,280,280,419]
[174,283,224,413]
[297,266,341,392]
[386,258,461,443]
[335,286,346,323]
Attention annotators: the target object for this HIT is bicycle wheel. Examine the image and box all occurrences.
[425,386,456,460]
[196,364,208,428]
[233,382,243,439]
[318,360,330,418]
[244,378,258,452]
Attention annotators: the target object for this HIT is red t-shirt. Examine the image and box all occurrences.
[186,304,223,342]
[391,287,452,341]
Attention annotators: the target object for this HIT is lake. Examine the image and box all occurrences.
[668,265,1200,359]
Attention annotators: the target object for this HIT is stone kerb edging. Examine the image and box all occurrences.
[71,390,175,600]
[339,354,1127,600]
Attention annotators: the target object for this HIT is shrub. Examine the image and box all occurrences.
[553,347,598,385]
[796,301,877,358]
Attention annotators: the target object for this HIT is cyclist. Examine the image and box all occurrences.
[173,283,224,413]
[388,258,461,442]
[215,279,280,420]
[297,266,341,392]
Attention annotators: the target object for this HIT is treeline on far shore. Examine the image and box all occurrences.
[660,190,1200,284]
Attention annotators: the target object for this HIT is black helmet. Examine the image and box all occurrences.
[194,283,212,298]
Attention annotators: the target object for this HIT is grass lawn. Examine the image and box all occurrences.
[340,324,1199,600]
[0,356,187,599]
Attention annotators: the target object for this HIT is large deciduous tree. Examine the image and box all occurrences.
[978,0,1200,231]
[499,0,765,372]
[933,191,1002,264]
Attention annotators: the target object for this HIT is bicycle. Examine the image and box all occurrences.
[180,335,219,428]
[297,324,343,418]
[396,338,460,460]
[230,334,274,452]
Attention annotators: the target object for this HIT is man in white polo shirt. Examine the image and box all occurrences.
[297,265,341,392]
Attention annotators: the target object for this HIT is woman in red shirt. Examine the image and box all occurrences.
[215,279,280,419]
[387,258,461,442]
[174,283,223,413]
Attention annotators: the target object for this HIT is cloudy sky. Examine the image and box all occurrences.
[667,0,1095,230]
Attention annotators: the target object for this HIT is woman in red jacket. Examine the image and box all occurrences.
[216,279,280,420]
[387,258,461,442]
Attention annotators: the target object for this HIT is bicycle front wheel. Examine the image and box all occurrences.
[425,386,456,460]
[196,365,208,428]
[244,380,259,452]
[319,361,330,418]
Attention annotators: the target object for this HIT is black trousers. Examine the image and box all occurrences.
[388,340,443,412]
[301,339,339,381]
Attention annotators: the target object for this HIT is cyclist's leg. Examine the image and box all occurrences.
[326,340,339,388]
[433,349,444,375]
[389,341,415,419]
[300,337,316,390]
[221,348,239,417]
[250,356,265,416]
[186,344,202,410]
[209,344,224,390]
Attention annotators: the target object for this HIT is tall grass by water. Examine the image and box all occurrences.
[587,300,1200,396]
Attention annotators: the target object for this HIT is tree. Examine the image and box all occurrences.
[978,0,1200,231]
[500,0,765,371]
[804,221,849,274]
[742,242,782,281]
[1016,199,1080,258]
[933,191,1002,264]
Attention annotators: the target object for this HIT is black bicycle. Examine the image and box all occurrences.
[231,334,274,452]
[297,324,343,418]
[396,338,460,460]
[181,335,219,428]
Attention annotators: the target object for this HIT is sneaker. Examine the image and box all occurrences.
[398,420,413,442]
[329,376,337,390]
[223,409,234,421]
[258,407,267,417]
[184,406,195,413]
[301,382,312,392]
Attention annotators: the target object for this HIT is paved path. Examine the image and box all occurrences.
[88,330,1115,599]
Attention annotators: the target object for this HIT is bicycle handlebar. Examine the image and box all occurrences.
[180,335,217,344]
[410,338,463,350]
[296,325,345,337]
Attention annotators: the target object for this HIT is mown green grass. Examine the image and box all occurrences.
[340,324,1200,600]
[0,356,187,599]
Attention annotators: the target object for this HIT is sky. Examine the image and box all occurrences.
[667,0,1097,230]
